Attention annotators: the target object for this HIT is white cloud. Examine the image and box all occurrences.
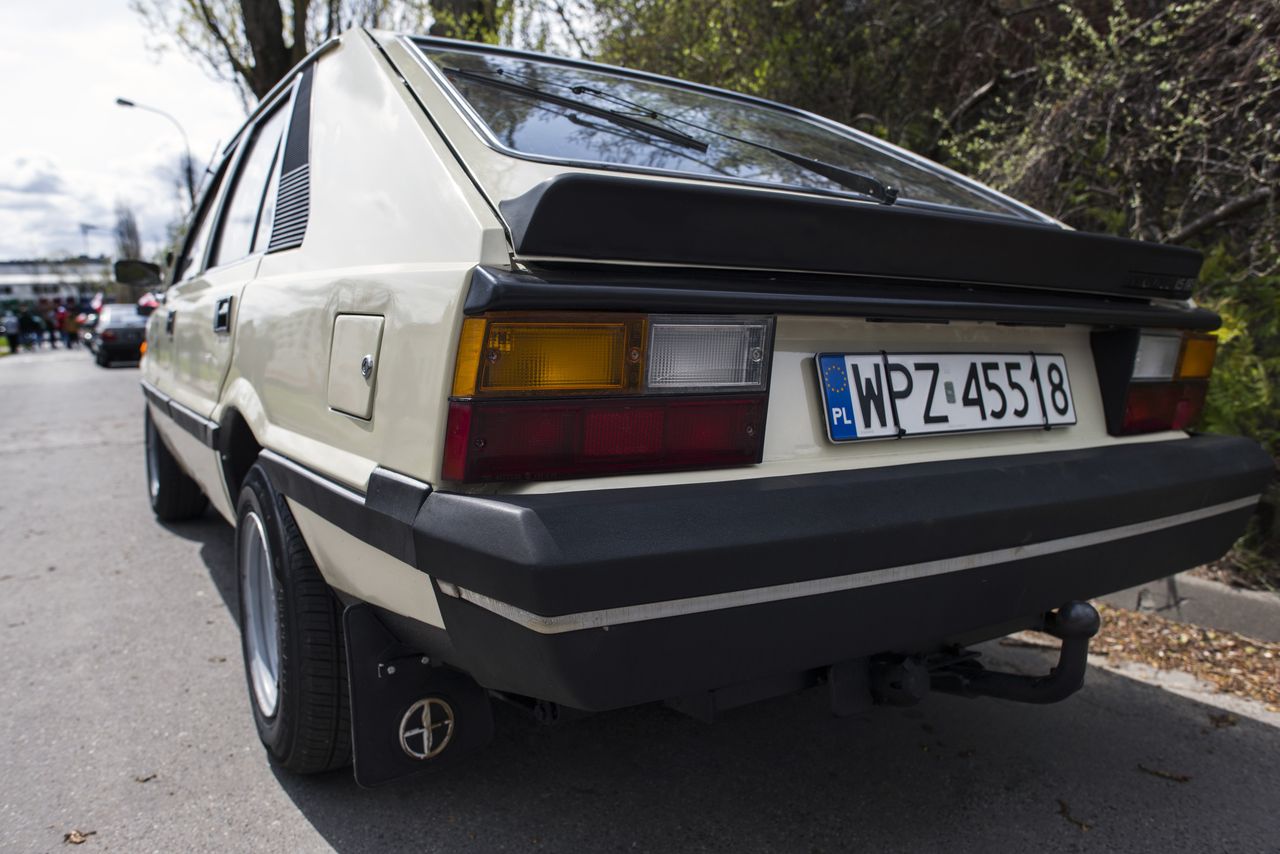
[0,0,246,259]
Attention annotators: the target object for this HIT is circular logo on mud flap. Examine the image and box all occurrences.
[399,697,455,760]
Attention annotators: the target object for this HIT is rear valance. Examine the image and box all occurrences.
[499,174,1201,301]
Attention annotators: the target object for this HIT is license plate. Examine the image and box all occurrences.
[816,352,1076,442]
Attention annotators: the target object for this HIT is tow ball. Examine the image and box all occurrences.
[930,600,1102,704]
[864,601,1102,707]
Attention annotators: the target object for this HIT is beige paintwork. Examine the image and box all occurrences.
[287,499,445,628]
[142,29,1193,626]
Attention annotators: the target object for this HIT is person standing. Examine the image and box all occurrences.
[62,308,79,349]
[2,310,18,355]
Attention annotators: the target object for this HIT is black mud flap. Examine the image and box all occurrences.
[344,604,494,787]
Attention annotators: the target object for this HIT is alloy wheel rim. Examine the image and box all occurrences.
[241,511,281,718]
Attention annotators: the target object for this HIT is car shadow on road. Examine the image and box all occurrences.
[160,512,239,624]
[269,647,1279,852]
[166,511,1280,851]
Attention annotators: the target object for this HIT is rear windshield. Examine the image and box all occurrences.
[100,306,146,327]
[416,43,1027,218]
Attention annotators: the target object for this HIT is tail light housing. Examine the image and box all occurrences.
[444,313,774,482]
[1092,330,1216,436]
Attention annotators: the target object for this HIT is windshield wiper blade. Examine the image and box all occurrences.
[571,85,898,205]
[442,67,709,153]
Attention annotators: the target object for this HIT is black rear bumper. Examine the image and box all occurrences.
[415,435,1271,710]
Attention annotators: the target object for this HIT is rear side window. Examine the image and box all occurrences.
[210,105,288,269]
[174,162,229,282]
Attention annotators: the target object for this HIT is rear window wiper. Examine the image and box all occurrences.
[571,85,898,205]
[441,66,709,154]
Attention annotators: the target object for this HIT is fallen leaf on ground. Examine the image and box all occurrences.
[1138,764,1191,783]
[134,773,156,783]
[63,829,96,844]
[1209,712,1238,729]
[1057,799,1091,832]
[1093,603,1280,707]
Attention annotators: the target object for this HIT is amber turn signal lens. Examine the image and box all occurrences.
[139,340,147,356]
[451,318,487,397]
[451,315,647,397]
[1177,333,1217,379]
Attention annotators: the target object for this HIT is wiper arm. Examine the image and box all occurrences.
[442,67,709,153]
[572,85,898,205]
[740,141,899,205]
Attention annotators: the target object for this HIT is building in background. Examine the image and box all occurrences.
[0,257,111,308]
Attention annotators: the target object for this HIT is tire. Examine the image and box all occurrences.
[96,350,109,367]
[236,462,351,774]
[144,408,208,521]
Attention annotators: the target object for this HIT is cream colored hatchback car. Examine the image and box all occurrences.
[138,30,1271,786]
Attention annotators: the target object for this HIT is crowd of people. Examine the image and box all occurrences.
[1,303,84,353]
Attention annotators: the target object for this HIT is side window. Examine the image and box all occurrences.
[173,161,230,283]
[252,145,283,255]
[209,104,288,269]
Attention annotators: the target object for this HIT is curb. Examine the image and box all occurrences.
[1100,571,1280,643]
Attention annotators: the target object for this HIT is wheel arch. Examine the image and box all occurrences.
[219,406,263,503]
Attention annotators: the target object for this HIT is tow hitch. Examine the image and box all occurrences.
[929,600,1102,704]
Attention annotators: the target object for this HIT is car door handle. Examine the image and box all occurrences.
[165,310,176,335]
[213,297,233,334]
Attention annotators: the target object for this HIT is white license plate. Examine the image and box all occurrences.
[816,352,1076,442]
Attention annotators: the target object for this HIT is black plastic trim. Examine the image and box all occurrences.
[267,65,313,254]
[500,174,1202,300]
[256,450,429,567]
[413,435,1271,618]
[466,265,1220,331]
[140,381,220,448]
[434,501,1253,711]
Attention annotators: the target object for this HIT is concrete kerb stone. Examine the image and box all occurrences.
[1100,570,1280,643]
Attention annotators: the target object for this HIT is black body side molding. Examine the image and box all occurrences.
[499,174,1202,300]
[140,381,220,448]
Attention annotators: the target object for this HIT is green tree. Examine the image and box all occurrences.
[132,0,505,105]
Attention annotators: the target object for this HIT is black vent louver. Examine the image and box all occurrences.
[267,66,314,253]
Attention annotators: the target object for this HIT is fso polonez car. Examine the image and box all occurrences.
[132,29,1272,786]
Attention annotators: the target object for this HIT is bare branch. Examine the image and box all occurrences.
[1163,185,1276,244]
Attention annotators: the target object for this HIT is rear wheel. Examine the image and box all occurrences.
[96,350,109,367]
[237,462,351,774]
[144,408,207,521]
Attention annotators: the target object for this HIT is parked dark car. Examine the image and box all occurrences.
[89,304,146,366]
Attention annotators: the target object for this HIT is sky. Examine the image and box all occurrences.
[0,1,246,260]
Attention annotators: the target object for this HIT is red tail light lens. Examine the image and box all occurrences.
[442,396,767,482]
[101,330,117,342]
[1121,381,1207,434]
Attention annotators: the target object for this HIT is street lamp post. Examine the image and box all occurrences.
[115,97,196,210]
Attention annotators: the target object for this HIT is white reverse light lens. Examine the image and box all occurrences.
[1132,333,1181,381]
[646,316,773,391]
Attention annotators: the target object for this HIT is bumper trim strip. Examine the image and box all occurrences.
[451,495,1260,634]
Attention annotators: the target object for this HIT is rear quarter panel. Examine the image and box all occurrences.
[221,31,508,492]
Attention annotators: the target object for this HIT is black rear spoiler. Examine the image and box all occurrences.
[498,174,1201,301]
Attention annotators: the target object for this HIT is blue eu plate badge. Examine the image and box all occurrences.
[818,354,859,440]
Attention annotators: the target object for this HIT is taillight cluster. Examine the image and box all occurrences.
[1093,329,1217,436]
[443,313,774,482]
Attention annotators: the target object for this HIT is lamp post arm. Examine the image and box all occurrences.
[121,101,196,210]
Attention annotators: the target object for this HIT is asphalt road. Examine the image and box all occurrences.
[2,350,1278,853]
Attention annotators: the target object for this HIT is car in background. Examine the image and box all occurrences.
[88,304,146,367]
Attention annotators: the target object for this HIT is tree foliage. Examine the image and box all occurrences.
[131,0,503,104]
